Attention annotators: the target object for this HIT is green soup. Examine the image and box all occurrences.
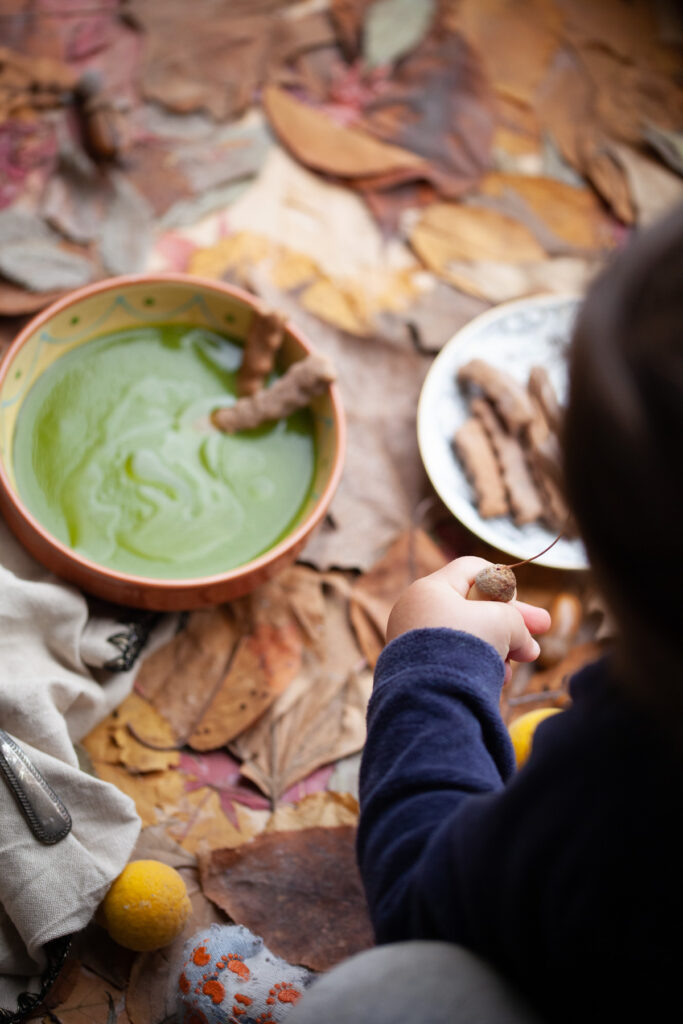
[13,324,316,579]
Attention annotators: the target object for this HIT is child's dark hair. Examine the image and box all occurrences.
[563,205,683,724]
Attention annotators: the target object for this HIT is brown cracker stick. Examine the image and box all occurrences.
[237,309,287,397]
[453,417,509,519]
[457,358,535,435]
[528,365,563,435]
[213,352,336,433]
[525,397,574,534]
[471,397,544,526]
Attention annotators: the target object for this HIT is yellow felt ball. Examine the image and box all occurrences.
[508,707,563,769]
[100,860,192,952]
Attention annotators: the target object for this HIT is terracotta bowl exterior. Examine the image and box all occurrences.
[0,274,345,610]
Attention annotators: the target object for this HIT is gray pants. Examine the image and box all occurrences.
[288,942,543,1024]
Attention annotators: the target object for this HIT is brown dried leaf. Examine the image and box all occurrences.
[266,791,359,831]
[360,34,494,197]
[607,142,683,226]
[263,85,425,180]
[199,827,374,971]
[135,607,239,742]
[350,528,448,667]
[188,620,303,751]
[0,278,65,316]
[477,173,616,252]
[411,202,547,274]
[231,583,370,802]
[452,0,562,106]
[42,965,127,1024]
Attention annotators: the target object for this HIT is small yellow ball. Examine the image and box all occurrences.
[99,859,192,952]
[508,707,563,769]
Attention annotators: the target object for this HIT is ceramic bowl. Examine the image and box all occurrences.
[0,274,345,610]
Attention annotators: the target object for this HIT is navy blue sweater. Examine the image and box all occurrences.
[357,629,682,1022]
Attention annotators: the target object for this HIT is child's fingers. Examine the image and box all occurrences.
[430,556,497,598]
[503,604,542,663]
[513,600,552,636]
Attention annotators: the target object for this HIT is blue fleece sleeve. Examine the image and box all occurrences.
[357,628,516,943]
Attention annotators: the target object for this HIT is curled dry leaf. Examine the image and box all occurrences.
[263,85,425,180]
[82,693,180,773]
[198,826,374,971]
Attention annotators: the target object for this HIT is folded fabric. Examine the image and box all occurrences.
[0,518,165,1010]
[176,924,314,1024]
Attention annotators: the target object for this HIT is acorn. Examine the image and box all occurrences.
[467,564,517,603]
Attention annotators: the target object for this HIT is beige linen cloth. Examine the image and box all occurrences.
[0,517,164,1009]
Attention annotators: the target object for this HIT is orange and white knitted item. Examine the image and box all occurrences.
[176,924,314,1024]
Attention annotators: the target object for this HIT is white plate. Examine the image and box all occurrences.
[417,294,588,570]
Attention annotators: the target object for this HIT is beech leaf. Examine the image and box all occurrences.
[363,0,436,69]
[199,827,374,971]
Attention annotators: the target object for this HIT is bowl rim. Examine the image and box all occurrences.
[0,272,346,596]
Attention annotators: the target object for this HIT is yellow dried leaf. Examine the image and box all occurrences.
[92,763,185,828]
[478,173,615,250]
[166,787,255,856]
[82,693,179,774]
[271,250,319,290]
[300,278,368,335]
[266,791,359,832]
[411,203,546,274]
[188,232,270,279]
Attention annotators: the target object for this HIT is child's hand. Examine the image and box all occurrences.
[386,556,552,683]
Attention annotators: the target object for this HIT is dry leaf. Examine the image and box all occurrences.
[452,0,562,106]
[231,582,370,802]
[198,826,374,971]
[187,568,324,751]
[438,256,599,303]
[265,791,359,832]
[607,143,683,226]
[166,787,258,856]
[360,34,494,197]
[349,528,448,667]
[42,965,127,1024]
[135,607,239,742]
[477,173,617,252]
[506,641,603,727]
[82,693,179,773]
[92,762,185,828]
[410,203,547,270]
[263,85,425,179]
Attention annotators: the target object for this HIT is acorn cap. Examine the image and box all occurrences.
[472,565,517,602]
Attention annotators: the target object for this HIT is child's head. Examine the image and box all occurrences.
[563,206,683,710]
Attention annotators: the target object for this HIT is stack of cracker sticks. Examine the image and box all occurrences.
[212,306,336,434]
[453,359,573,534]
